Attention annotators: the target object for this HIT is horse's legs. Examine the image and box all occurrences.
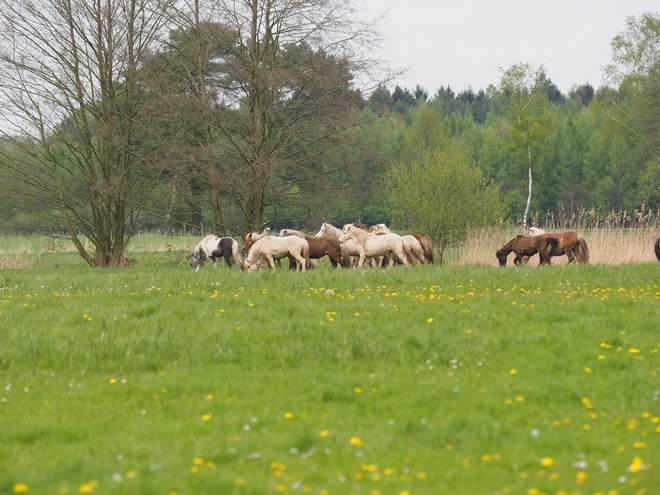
[293,252,306,271]
[394,248,409,266]
[356,253,366,268]
[565,249,576,264]
[266,255,276,269]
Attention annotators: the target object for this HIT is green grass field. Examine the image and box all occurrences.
[1,253,659,495]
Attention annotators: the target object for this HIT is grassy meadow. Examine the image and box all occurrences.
[1,231,659,495]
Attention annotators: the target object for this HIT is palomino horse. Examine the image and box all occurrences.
[529,228,589,264]
[243,235,311,272]
[338,224,409,267]
[368,224,428,264]
[314,222,363,265]
[280,229,350,268]
[496,235,557,266]
[188,235,243,271]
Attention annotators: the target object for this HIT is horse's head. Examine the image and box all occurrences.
[529,227,545,236]
[280,229,291,237]
[314,223,329,238]
[243,232,260,250]
[495,250,508,267]
[188,247,207,271]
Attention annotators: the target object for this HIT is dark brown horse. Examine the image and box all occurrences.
[529,228,589,264]
[655,237,660,261]
[496,235,557,266]
[280,229,350,268]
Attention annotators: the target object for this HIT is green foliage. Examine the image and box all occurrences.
[387,144,503,254]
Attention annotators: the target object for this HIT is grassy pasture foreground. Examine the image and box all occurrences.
[1,262,659,495]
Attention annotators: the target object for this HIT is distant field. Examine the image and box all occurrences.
[1,261,659,495]
[1,228,659,270]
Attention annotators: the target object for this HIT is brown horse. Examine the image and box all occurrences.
[655,237,660,261]
[529,228,589,264]
[280,229,350,268]
[496,235,556,266]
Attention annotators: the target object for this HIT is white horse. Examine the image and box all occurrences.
[243,235,311,272]
[368,224,426,264]
[338,224,409,267]
[188,235,243,271]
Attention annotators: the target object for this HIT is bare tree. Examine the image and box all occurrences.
[150,0,392,234]
[0,0,172,266]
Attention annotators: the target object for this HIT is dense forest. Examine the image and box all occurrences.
[0,0,658,266]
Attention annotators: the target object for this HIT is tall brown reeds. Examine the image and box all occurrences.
[455,226,660,266]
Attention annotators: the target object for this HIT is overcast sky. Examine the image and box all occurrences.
[361,0,659,95]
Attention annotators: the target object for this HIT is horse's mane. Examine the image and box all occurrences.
[529,227,546,236]
[498,235,525,252]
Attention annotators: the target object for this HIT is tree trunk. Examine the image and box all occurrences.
[522,144,533,232]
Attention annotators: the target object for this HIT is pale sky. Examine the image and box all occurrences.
[361,0,659,95]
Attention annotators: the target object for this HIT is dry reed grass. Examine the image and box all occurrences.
[456,228,660,266]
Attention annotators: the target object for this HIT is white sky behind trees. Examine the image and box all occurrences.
[361,0,659,95]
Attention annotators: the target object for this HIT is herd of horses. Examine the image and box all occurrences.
[187,223,660,271]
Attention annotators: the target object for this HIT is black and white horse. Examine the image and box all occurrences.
[188,235,244,271]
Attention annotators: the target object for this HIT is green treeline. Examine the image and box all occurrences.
[344,76,659,228]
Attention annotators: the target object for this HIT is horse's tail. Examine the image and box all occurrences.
[232,239,245,270]
[302,240,313,269]
[339,243,352,268]
[655,237,660,261]
[577,234,589,264]
[421,237,434,264]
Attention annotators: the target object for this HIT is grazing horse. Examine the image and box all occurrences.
[655,237,660,261]
[314,222,365,266]
[188,235,243,271]
[243,235,311,272]
[280,229,350,268]
[338,224,409,267]
[368,224,427,264]
[529,228,589,264]
[496,235,556,266]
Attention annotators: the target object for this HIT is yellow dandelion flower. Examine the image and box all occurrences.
[276,484,287,492]
[354,387,362,393]
[201,414,212,421]
[527,489,541,495]
[427,318,434,323]
[319,430,330,437]
[284,412,293,419]
[192,458,205,466]
[109,378,117,384]
[12,483,29,493]
[633,441,646,449]
[628,348,640,353]
[349,436,364,447]
[510,369,517,375]
[540,457,554,467]
[584,367,593,373]
[629,456,645,472]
